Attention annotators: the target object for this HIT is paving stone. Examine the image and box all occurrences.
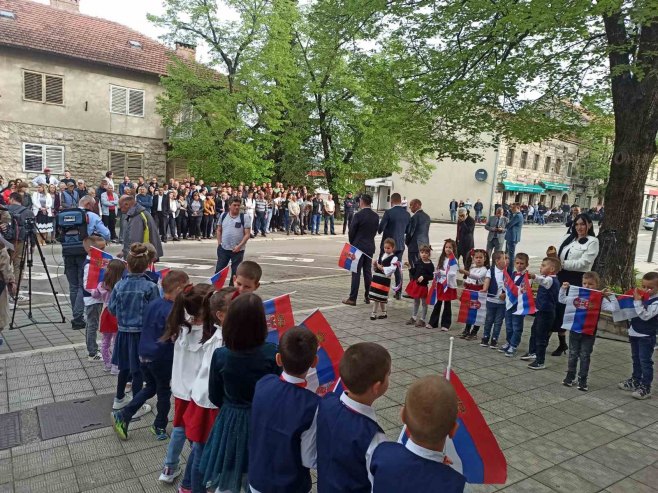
[631,464,658,489]
[74,456,133,491]
[0,458,12,485]
[13,467,78,493]
[7,386,52,404]
[586,413,641,435]
[7,374,49,391]
[11,445,73,480]
[584,437,658,475]
[489,421,539,447]
[517,437,579,464]
[605,477,658,493]
[68,436,124,465]
[499,477,556,493]
[50,380,94,397]
[10,437,67,457]
[47,369,88,384]
[82,478,144,493]
[533,465,600,493]
[557,455,626,489]
[606,400,658,428]
[45,360,82,373]
[127,446,171,476]
[504,445,554,476]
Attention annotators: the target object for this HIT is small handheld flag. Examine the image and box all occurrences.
[457,290,486,326]
[562,287,603,335]
[513,275,537,316]
[263,294,295,343]
[427,273,439,305]
[338,243,363,273]
[299,310,344,396]
[210,266,230,290]
[86,247,114,289]
[611,289,648,322]
[503,270,520,310]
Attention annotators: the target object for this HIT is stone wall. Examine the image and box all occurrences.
[0,121,167,186]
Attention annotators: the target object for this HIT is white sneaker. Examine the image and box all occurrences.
[133,403,152,419]
[112,396,130,410]
[87,352,102,362]
[159,465,182,483]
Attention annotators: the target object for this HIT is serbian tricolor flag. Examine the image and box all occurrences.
[514,275,536,316]
[299,310,344,396]
[503,270,520,309]
[85,247,114,289]
[427,273,439,305]
[612,289,648,322]
[399,370,507,484]
[562,287,603,335]
[263,294,295,343]
[152,267,170,281]
[338,243,363,273]
[458,290,486,326]
[210,266,230,290]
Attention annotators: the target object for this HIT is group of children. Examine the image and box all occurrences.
[80,237,465,493]
[372,238,655,400]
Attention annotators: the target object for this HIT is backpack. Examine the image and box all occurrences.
[57,208,89,256]
[220,211,245,228]
[2,206,24,243]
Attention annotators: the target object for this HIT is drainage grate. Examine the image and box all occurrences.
[0,412,22,450]
[36,394,115,440]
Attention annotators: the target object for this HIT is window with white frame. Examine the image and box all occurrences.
[23,71,64,105]
[23,143,65,173]
[110,85,145,117]
[109,151,143,177]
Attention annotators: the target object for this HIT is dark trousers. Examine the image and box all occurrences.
[189,215,202,238]
[534,310,556,364]
[216,247,245,287]
[566,332,596,382]
[63,254,85,324]
[116,368,143,401]
[428,300,452,329]
[506,240,517,274]
[202,215,215,238]
[486,237,502,260]
[166,214,177,239]
[349,255,372,302]
[154,211,167,238]
[177,213,188,238]
[408,249,420,269]
[630,334,656,389]
[343,211,354,233]
[102,210,117,240]
[324,214,335,234]
[121,358,172,429]
[255,211,266,235]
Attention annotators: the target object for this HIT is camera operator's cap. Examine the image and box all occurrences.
[44,167,51,172]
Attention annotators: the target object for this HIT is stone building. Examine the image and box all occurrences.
[367,135,600,221]
[0,0,193,186]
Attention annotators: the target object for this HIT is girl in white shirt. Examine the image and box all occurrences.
[459,249,489,340]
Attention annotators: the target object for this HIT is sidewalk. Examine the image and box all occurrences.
[1,277,658,492]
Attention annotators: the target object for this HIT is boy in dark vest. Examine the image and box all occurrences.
[526,257,561,370]
[248,327,320,493]
[480,251,508,348]
[618,271,658,400]
[369,375,466,493]
[316,342,391,493]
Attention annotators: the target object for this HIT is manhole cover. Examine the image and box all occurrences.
[37,394,115,440]
[0,412,22,450]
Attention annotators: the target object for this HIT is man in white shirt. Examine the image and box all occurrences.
[323,193,336,235]
[216,197,252,285]
[31,167,59,187]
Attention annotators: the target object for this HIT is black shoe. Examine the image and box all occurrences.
[551,344,568,356]
[577,379,588,392]
[459,330,470,339]
[562,377,575,387]
[173,237,180,242]
[480,337,490,347]
[364,298,371,304]
[71,320,85,330]
[402,293,412,299]
[394,292,402,300]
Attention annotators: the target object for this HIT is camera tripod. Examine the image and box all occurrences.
[9,220,65,329]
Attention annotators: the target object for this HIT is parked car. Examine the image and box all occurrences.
[643,214,658,230]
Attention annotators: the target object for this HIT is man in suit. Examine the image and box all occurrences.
[150,188,170,242]
[505,202,524,273]
[343,194,379,306]
[378,193,410,299]
[484,207,508,258]
[405,198,431,269]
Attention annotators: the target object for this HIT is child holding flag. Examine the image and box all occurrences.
[480,251,508,349]
[369,238,399,320]
[499,253,530,357]
[427,239,459,331]
[316,342,390,493]
[560,272,615,391]
[248,327,320,493]
[459,249,489,340]
[91,259,124,373]
[618,271,658,400]
[82,236,108,361]
[369,375,466,493]
[405,244,435,327]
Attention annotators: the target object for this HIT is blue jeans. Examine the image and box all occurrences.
[324,215,335,234]
[216,247,245,287]
[64,254,85,324]
[630,334,656,389]
[191,442,206,493]
[482,301,506,341]
[505,308,525,348]
[265,209,273,232]
[122,358,172,429]
[450,210,457,222]
[164,426,187,470]
[312,214,321,233]
[284,209,290,230]
[567,332,596,381]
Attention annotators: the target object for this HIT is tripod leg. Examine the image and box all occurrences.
[33,238,66,323]
[9,240,28,330]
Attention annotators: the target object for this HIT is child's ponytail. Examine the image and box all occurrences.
[161,283,213,342]
[201,287,237,343]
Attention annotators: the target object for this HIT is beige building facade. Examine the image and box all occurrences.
[0,0,187,185]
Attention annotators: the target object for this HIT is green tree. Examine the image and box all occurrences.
[386,0,658,288]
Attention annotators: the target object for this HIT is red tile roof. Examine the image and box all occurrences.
[0,0,176,76]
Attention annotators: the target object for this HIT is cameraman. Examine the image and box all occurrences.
[6,193,34,293]
[63,197,110,330]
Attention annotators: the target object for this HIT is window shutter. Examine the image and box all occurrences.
[23,144,44,172]
[24,72,43,102]
[109,151,127,172]
[45,145,64,173]
[111,86,127,114]
[126,153,143,176]
[128,89,144,117]
[45,75,63,104]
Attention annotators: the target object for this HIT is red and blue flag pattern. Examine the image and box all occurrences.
[398,369,507,484]
[338,243,364,273]
[299,310,344,397]
[562,287,603,335]
[612,289,648,322]
[426,255,458,305]
[513,275,536,316]
[85,247,114,289]
[263,294,295,343]
[502,270,520,309]
[210,266,230,290]
[457,290,486,326]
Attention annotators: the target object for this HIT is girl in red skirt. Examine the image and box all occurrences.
[405,244,435,327]
[183,286,236,493]
[459,249,489,340]
[427,239,459,330]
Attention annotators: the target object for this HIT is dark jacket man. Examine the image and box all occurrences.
[378,194,410,294]
[344,194,379,304]
[150,191,170,240]
[405,199,430,267]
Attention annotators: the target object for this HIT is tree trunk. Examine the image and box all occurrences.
[596,118,657,289]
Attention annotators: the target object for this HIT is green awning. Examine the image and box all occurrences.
[501,181,544,193]
[541,181,570,192]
